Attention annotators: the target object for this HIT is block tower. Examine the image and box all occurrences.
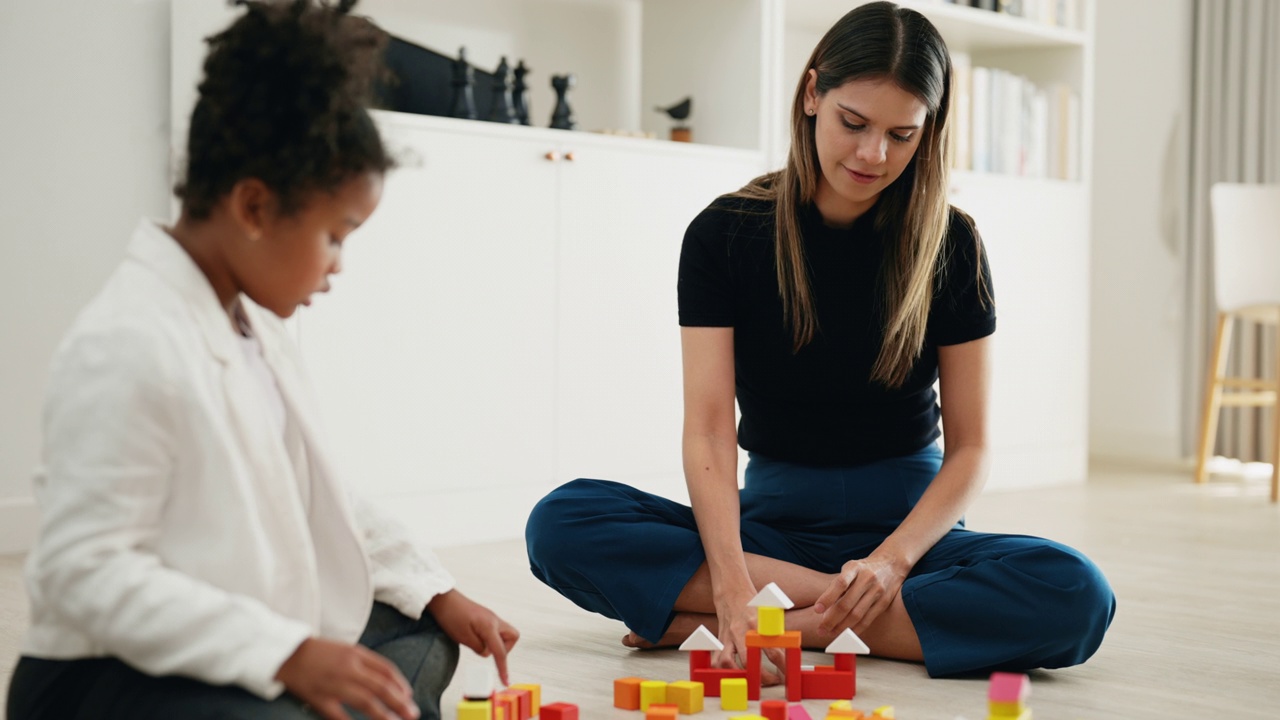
[986,672,1032,720]
[744,582,801,701]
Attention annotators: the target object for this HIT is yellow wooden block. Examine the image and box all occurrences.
[829,701,854,712]
[871,706,894,719]
[640,680,668,711]
[667,680,705,714]
[728,716,770,720]
[757,606,785,636]
[458,700,492,720]
[825,711,864,720]
[720,678,749,711]
[512,684,542,716]
[986,711,1032,720]
[988,701,1026,716]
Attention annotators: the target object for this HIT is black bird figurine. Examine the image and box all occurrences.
[655,96,692,142]
[655,96,692,122]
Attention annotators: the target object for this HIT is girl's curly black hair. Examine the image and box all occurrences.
[175,0,393,220]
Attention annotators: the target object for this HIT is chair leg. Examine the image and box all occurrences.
[1272,320,1280,503]
[1196,312,1233,483]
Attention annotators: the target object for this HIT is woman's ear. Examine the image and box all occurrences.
[226,178,276,242]
[804,69,819,115]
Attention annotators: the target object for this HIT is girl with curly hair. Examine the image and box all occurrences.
[6,3,516,719]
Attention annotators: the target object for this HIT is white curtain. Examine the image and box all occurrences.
[1182,0,1280,461]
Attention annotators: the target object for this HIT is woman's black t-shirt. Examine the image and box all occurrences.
[677,194,996,467]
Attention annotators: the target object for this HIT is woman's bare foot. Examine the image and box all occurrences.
[622,612,718,649]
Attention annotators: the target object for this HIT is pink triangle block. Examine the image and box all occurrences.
[787,704,814,720]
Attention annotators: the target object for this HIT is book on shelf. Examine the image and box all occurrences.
[948,59,1080,180]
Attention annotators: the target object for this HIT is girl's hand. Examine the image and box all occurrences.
[713,587,784,686]
[428,589,520,685]
[276,637,420,720]
[813,553,909,637]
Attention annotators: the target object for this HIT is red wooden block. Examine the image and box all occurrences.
[509,688,533,720]
[800,669,854,699]
[689,649,712,673]
[834,654,855,673]
[542,702,578,720]
[690,668,748,697]
[785,647,802,702]
[761,699,789,720]
[747,646,762,701]
[495,692,521,720]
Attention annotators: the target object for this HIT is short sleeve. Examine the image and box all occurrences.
[928,209,997,346]
[677,205,736,327]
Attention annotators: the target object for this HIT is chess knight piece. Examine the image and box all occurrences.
[550,74,577,130]
[512,60,532,126]
[487,56,519,124]
[450,46,478,120]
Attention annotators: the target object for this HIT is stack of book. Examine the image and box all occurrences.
[949,52,1081,181]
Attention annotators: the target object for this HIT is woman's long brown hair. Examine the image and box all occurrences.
[734,1,977,388]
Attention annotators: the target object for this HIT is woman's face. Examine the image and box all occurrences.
[804,73,929,227]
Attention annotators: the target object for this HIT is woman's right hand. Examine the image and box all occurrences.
[276,637,420,720]
[713,585,784,685]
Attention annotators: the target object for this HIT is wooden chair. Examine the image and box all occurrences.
[1195,183,1280,502]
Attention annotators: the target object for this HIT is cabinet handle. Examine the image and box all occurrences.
[564,151,576,162]
[544,151,560,162]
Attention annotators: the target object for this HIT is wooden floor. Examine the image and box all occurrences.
[3,462,1279,719]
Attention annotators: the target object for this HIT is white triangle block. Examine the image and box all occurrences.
[747,582,795,609]
[824,628,870,655]
[678,624,725,652]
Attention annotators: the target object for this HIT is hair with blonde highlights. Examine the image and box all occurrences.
[734,1,982,387]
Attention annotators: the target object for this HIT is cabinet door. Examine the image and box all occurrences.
[554,142,763,499]
[950,174,1090,489]
[298,118,558,538]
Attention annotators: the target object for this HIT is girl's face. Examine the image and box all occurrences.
[804,73,928,226]
[236,171,384,318]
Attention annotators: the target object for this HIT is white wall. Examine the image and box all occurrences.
[1088,0,1193,464]
[0,0,173,553]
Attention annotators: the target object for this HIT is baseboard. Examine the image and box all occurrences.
[0,497,40,555]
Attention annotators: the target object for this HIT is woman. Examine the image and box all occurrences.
[526,1,1113,679]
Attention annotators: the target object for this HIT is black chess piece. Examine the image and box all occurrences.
[550,74,577,131]
[512,60,531,126]
[450,46,478,120]
[487,56,518,124]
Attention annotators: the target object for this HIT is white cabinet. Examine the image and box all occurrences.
[299,112,764,544]
[555,138,763,498]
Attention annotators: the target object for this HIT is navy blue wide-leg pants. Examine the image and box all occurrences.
[525,445,1115,678]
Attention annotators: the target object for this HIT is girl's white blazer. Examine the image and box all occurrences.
[21,220,455,699]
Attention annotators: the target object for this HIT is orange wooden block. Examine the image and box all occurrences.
[615,677,645,710]
[646,704,680,720]
[745,630,802,649]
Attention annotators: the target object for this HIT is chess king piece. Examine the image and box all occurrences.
[550,74,577,130]
[487,56,519,124]
[656,96,692,142]
[513,60,532,126]
[450,46,478,120]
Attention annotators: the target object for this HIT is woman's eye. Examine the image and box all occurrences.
[841,120,865,132]
[890,133,913,144]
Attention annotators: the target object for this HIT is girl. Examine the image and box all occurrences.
[6,2,516,719]
[526,1,1114,679]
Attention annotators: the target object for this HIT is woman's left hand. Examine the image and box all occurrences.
[428,589,520,685]
[812,553,909,638]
